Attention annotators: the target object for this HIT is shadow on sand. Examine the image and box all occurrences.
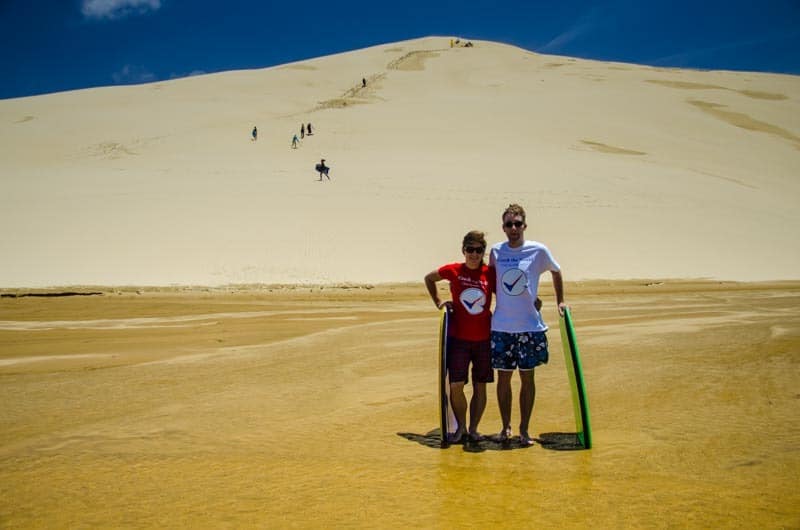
[397,430,588,452]
[536,432,588,451]
[398,429,532,453]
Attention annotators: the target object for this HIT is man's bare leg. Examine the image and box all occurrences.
[496,370,513,440]
[518,369,536,445]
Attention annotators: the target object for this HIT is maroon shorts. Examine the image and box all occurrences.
[447,337,494,384]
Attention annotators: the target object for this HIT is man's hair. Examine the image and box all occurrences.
[502,203,526,222]
[462,230,487,249]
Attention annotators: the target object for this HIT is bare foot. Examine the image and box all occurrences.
[448,428,467,444]
[468,432,485,442]
[519,432,536,446]
[492,428,512,444]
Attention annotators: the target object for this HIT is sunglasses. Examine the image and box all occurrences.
[464,246,485,254]
[504,221,524,228]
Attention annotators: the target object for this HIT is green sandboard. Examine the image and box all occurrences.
[559,307,592,449]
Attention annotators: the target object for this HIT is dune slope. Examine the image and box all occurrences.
[1,37,799,287]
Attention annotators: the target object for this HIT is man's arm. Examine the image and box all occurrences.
[551,269,566,316]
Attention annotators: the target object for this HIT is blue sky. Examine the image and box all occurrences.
[1,0,799,100]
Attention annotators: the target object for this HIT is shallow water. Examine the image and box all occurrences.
[1,282,798,527]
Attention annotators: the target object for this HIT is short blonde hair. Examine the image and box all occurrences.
[502,203,526,222]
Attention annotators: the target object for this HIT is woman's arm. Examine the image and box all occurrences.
[424,270,445,309]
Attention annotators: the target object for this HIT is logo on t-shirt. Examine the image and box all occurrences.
[500,268,527,296]
[460,288,486,315]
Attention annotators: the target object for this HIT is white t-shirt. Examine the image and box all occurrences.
[490,240,560,333]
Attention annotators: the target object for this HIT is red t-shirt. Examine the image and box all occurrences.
[438,262,494,341]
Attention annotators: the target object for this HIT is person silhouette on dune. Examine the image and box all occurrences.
[315,159,330,181]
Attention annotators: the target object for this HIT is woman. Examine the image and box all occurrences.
[424,230,494,443]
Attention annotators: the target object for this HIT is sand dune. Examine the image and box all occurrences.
[1,37,799,287]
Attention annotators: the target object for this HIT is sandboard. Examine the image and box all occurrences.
[559,307,592,449]
[438,307,449,447]
[437,307,458,447]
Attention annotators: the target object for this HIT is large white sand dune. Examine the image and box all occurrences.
[2,37,799,287]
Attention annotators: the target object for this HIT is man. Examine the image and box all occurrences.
[490,203,566,446]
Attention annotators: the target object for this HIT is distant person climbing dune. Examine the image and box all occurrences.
[252,126,257,141]
[292,134,299,149]
[315,159,330,181]
[307,123,313,135]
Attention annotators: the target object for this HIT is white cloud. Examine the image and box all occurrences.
[112,64,157,84]
[650,30,800,68]
[82,0,162,20]
[538,7,606,54]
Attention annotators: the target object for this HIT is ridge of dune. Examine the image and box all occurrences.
[1,37,799,287]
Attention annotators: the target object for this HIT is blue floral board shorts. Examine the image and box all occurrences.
[490,331,549,370]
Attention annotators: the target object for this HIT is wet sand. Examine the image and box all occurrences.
[1,281,799,527]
